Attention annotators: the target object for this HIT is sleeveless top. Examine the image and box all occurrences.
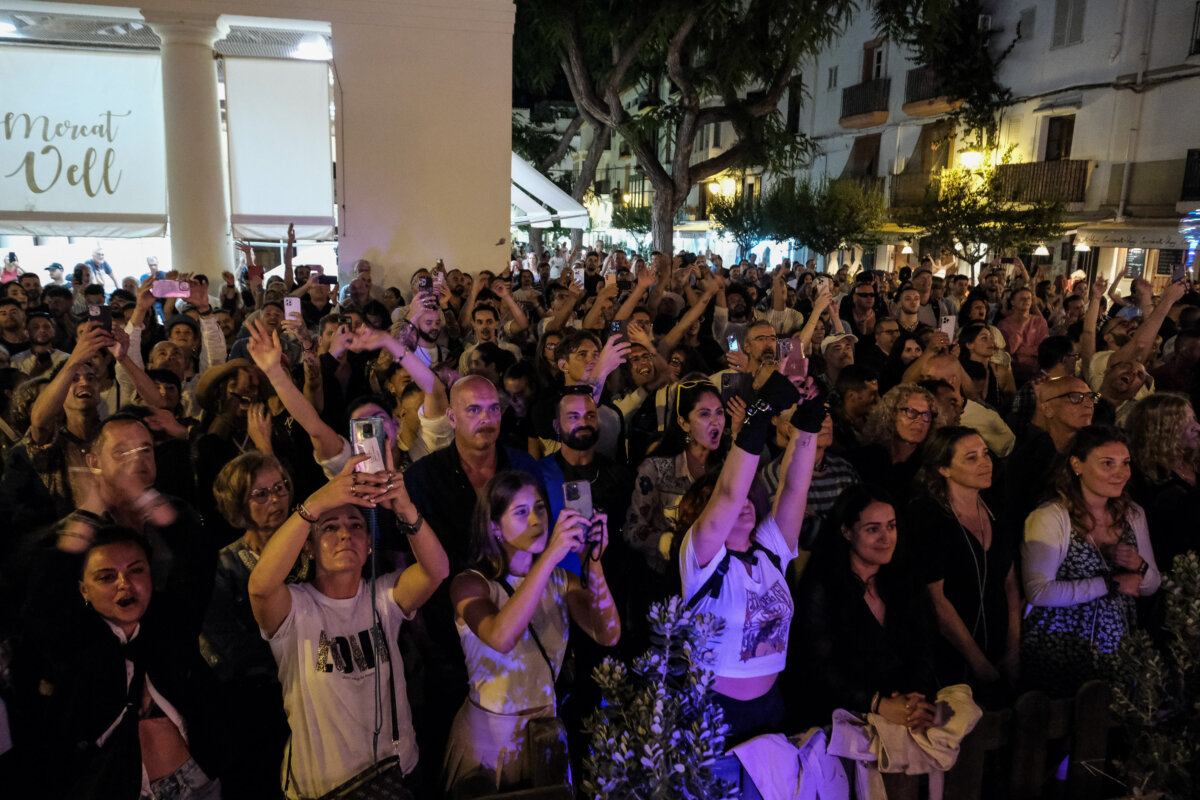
[456,568,570,714]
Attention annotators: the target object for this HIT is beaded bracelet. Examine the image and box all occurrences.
[296,503,319,523]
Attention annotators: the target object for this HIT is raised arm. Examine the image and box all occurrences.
[582,280,619,330]
[245,319,344,462]
[30,325,111,443]
[349,324,448,418]
[452,509,586,653]
[492,280,529,335]
[249,457,377,636]
[614,267,657,322]
[377,465,449,614]
[661,283,718,350]
[690,372,800,567]
[770,392,823,551]
[1108,279,1185,368]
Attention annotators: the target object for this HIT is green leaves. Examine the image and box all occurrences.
[581,597,732,799]
[759,177,886,266]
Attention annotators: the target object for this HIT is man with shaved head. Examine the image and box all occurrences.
[1006,374,1096,520]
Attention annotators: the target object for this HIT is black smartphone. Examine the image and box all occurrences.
[1000,257,1014,264]
[87,304,113,332]
[609,319,628,339]
[617,279,632,292]
[720,372,750,406]
[317,275,338,285]
[5,252,14,263]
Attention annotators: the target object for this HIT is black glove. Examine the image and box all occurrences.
[790,384,828,434]
[735,372,801,453]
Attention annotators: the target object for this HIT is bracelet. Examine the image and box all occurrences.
[397,512,423,536]
[1137,560,1150,576]
[296,503,319,523]
[58,530,93,541]
[69,509,105,526]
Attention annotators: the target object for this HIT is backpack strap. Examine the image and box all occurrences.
[684,542,782,609]
[495,577,558,683]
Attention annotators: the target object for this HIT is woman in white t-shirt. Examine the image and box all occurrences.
[248,456,450,799]
[444,470,620,797]
[678,370,823,743]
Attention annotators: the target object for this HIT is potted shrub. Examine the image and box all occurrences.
[581,597,735,799]
[1109,551,1200,800]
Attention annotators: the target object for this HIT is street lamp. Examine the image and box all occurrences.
[1074,243,1091,252]
[622,193,631,204]
[900,244,913,254]
[1033,244,1050,257]
[960,150,984,169]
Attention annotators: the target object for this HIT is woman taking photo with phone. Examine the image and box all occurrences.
[248,456,449,798]
[443,470,619,798]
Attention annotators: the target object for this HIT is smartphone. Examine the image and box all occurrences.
[5,252,14,263]
[609,319,628,339]
[604,272,617,289]
[317,275,338,286]
[248,263,265,282]
[779,339,809,378]
[562,480,594,519]
[87,304,112,331]
[726,334,740,353]
[939,315,957,339]
[349,417,389,474]
[1172,260,1189,284]
[152,279,190,298]
[573,266,585,285]
[418,275,433,293]
[720,372,751,406]
[310,264,324,276]
[617,279,632,292]
[283,296,301,320]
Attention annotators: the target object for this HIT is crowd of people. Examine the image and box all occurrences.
[0,238,1193,799]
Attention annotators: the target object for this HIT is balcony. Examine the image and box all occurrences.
[902,67,962,117]
[995,160,1090,204]
[889,172,940,207]
[840,77,890,130]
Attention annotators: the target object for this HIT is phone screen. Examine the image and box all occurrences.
[350,417,388,473]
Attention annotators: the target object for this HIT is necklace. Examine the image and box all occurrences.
[951,495,992,647]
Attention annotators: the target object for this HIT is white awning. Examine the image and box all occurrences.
[511,153,590,229]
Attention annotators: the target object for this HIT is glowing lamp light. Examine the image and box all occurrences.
[720,178,736,196]
[621,193,631,203]
[292,35,332,61]
[954,241,964,252]
[900,244,913,254]
[1074,243,1091,252]
[1034,244,1051,257]
[959,150,984,169]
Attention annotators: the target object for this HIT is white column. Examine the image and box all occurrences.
[145,12,233,277]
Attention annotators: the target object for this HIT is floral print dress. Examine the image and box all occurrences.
[1021,525,1137,697]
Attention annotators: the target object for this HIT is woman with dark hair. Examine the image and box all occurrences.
[679,370,822,742]
[360,299,390,331]
[248,457,449,798]
[880,331,923,392]
[786,484,938,730]
[1021,426,1161,696]
[624,379,726,573]
[849,383,940,498]
[443,470,618,797]
[909,427,1021,697]
[957,323,1016,408]
[533,330,564,393]
[23,524,224,799]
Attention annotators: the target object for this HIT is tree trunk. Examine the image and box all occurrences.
[651,189,679,254]
[571,228,584,250]
[528,227,544,263]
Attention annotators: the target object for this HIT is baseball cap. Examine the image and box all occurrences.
[821,333,858,352]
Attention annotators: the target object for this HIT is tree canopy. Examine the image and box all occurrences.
[762,178,886,269]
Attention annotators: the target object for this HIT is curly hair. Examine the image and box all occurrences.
[1054,426,1134,535]
[1123,392,1196,485]
[862,383,940,447]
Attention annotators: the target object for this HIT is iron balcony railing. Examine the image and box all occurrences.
[841,77,891,119]
[904,66,947,104]
[995,159,1089,203]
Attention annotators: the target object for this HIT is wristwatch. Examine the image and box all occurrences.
[1136,560,1150,576]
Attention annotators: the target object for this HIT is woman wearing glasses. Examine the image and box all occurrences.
[624,379,726,572]
[850,383,940,498]
[199,453,309,797]
[1021,426,1160,697]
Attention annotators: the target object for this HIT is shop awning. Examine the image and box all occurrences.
[511,153,590,229]
[1074,222,1188,250]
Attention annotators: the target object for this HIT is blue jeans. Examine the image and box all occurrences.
[142,759,221,800]
[714,682,785,746]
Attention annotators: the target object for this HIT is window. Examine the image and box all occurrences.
[1183,149,1200,201]
[1052,0,1085,48]
[1044,115,1075,162]
[786,75,804,135]
[862,39,886,82]
[712,122,722,149]
[827,66,838,91]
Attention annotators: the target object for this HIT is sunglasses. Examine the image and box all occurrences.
[674,379,714,415]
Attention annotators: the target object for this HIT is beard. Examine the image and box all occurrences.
[561,426,599,450]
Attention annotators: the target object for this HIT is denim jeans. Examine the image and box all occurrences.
[142,759,221,800]
[714,682,785,746]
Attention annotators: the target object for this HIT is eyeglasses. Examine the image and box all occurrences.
[855,292,876,299]
[898,406,936,422]
[668,357,686,367]
[249,481,291,503]
[1047,391,1100,405]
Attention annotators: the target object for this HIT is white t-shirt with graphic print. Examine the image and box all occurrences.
[680,516,797,680]
[266,570,418,799]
